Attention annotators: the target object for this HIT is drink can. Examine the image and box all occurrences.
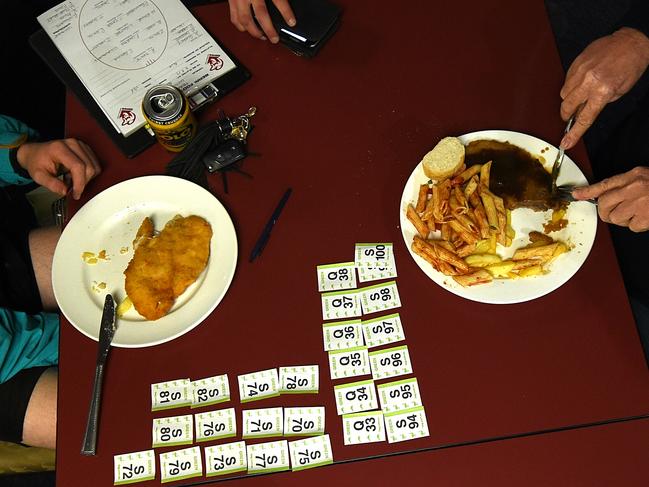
[142,85,196,152]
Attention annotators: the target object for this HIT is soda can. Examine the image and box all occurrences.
[142,85,197,152]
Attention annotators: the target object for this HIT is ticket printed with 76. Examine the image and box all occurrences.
[342,410,386,445]
[377,378,422,413]
[361,313,405,348]
[321,289,362,320]
[334,379,377,415]
[317,262,357,291]
[242,407,284,439]
[323,319,364,351]
[191,374,230,408]
[114,450,155,485]
[359,281,401,315]
[205,441,247,477]
[289,434,334,472]
[159,446,203,484]
[284,407,326,436]
[247,440,290,474]
[328,346,371,379]
[355,243,395,269]
[384,406,430,443]
[151,379,191,412]
[279,365,319,394]
[195,407,237,443]
[238,368,280,403]
[369,345,413,380]
[152,415,193,448]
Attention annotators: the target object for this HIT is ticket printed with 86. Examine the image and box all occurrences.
[321,289,362,320]
[195,407,237,442]
[289,434,334,472]
[328,346,371,379]
[334,379,378,415]
[354,243,395,268]
[369,345,413,380]
[238,368,280,403]
[284,407,326,436]
[159,446,203,483]
[359,281,402,315]
[205,441,247,477]
[114,450,155,485]
[317,262,357,291]
[191,374,230,408]
[323,319,364,351]
[361,313,405,348]
[279,365,319,394]
[242,407,284,439]
[247,440,290,474]
[152,415,193,448]
[151,379,191,411]
[377,377,422,413]
[342,410,386,445]
[384,406,430,443]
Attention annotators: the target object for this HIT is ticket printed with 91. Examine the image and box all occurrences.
[195,407,237,443]
[205,441,247,477]
[191,374,230,408]
[247,440,290,474]
[152,415,193,448]
[242,407,284,439]
[317,262,357,291]
[328,346,371,379]
[238,368,280,403]
[359,281,401,315]
[321,289,362,320]
[323,319,364,351]
[384,406,430,443]
[377,378,422,413]
[159,446,202,484]
[114,450,155,485]
[334,379,378,415]
[279,365,319,394]
[342,410,386,445]
[369,345,413,380]
[289,434,334,472]
[284,407,325,436]
[354,243,395,269]
[151,379,191,412]
[361,313,405,348]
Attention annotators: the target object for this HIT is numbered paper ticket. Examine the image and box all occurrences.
[334,379,378,415]
[328,346,371,380]
[289,434,334,472]
[152,415,193,448]
[323,319,364,351]
[114,450,155,485]
[342,410,386,445]
[369,345,413,380]
[205,441,247,477]
[377,378,422,413]
[361,313,405,348]
[242,407,284,439]
[279,365,319,394]
[355,243,396,269]
[317,262,357,291]
[191,374,230,408]
[359,281,402,315]
[284,407,325,436]
[247,440,290,474]
[238,368,280,403]
[159,446,202,484]
[321,289,362,320]
[195,408,237,443]
[151,379,191,412]
[357,263,398,283]
[384,406,430,443]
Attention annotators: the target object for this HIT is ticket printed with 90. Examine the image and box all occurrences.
[279,365,319,394]
[359,281,402,315]
[289,434,334,472]
[361,313,405,348]
[191,374,230,408]
[334,379,378,415]
[369,345,413,380]
[242,407,284,439]
[247,440,290,474]
[342,410,386,445]
[354,243,395,269]
[238,368,280,403]
[284,407,325,436]
[321,289,362,320]
[323,319,364,351]
[317,262,357,292]
[328,346,371,380]
[195,407,237,443]
[384,406,430,443]
[151,379,191,412]
[114,450,155,485]
[205,441,247,477]
[377,378,422,413]
[152,415,193,448]
[159,446,203,484]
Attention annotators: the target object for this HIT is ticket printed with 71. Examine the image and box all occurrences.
[355,243,395,269]
[384,406,430,443]
[191,374,230,408]
[359,281,402,315]
[238,368,280,403]
[242,407,284,439]
[247,440,290,474]
[328,346,371,380]
[284,407,326,436]
[317,262,357,292]
[334,379,377,415]
[205,441,247,477]
[369,345,413,380]
[361,313,405,348]
[152,415,193,448]
[289,434,334,472]
[321,289,362,320]
[114,450,155,485]
[377,378,422,413]
[342,410,386,445]
[279,365,319,394]
[323,319,364,351]
[151,379,191,412]
[195,407,237,443]
[159,446,203,484]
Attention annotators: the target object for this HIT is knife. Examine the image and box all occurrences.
[81,293,117,456]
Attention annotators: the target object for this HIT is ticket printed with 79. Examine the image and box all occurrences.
[159,446,202,484]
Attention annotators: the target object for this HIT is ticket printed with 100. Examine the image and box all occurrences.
[284,407,326,436]
[238,368,280,403]
[205,441,247,477]
[191,374,230,408]
[359,281,402,315]
[317,262,357,291]
[195,407,237,442]
[242,407,284,439]
[152,415,193,448]
[151,379,191,412]
[354,243,395,269]
[377,378,422,413]
[328,346,371,379]
[361,313,405,348]
[159,446,203,483]
[114,450,155,485]
[289,434,334,472]
[323,319,364,351]
[279,365,319,394]
[334,379,378,415]
[342,410,386,445]
[321,289,362,320]
[369,345,413,380]
[384,406,430,443]
[247,440,290,474]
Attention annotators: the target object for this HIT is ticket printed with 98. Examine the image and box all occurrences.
[377,378,422,413]
[289,434,334,472]
[159,446,202,484]
[342,410,386,445]
[328,346,371,379]
[368,345,413,380]
[334,379,378,415]
[205,441,247,477]
[151,379,191,412]
[384,406,430,443]
[317,262,357,291]
[284,407,325,436]
[114,450,155,485]
[323,319,364,351]
[279,365,319,394]
[359,281,401,315]
[191,374,230,408]
[238,368,280,403]
[247,440,290,474]
[321,289,362,320]
[242,407,284,439]
[195,407,237,442]
[152,415,193,448]
[354,243,395,269]
[361,313,405,348]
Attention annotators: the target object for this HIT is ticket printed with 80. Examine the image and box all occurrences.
[279,365,319,394]
[289,434,334,472]
[384,406,430,443]
[354,243,395,269]
[342,410,386,445]
[317,262,357,292]
[323,319,364,351]
[284,407,326,436]
[242,407,284,439]
[361,313,405,348]
[191,374,230,408]
[247,440,290,474]
[152,415,193,448]
[334,379,378,415]
[359,281,402,315]
[377,377,422,413]
[159,446,203,484]
[205,441,247,477]
[369,345,413,380]
[195,407,237,442]
[114,450,155,485]
[151,379,191,412]
[321,289,362,320]
[328,346,371,379]
[238,368,280,403]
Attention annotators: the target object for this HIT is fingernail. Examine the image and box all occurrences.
[288,18,296,26]
[271,36,279,44]
[260,35,267,41]
[559,136,569,149]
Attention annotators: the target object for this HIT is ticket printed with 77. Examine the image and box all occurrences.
[191,374,230,408]
[342,410,386,445]
[195,408,237,442]
[152,415,193,448]
[377,378,422,413]
[205,441,247,477]
[317,262,357,291]
[242,407,284,439]
[361,313,405,348]
[159,446,203,484]
[369,345,413,380]
[114,450,155,485]
[323,319,364,351]
[328,346,371,379]
[238,368,280,403]
[384,406,430,443]
[355,243,396,269]
[359,281,401,315]
[151,379,191,412]
[284,407,326,436]
[321,289,362,320]
[289,435,334,472]
[247,440,290,474]
[279,365,319,394]
[334,379,378,415]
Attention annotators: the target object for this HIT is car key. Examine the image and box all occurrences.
[203,138,248,173]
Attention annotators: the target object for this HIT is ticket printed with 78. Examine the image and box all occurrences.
[205,441,247,477]
[334,379,378,415]
[247,440,290,474]
[191,374,230,408]
[317,262,357,291]
[159,446,202,484]
[114,450,155,485]
[151,379,191,412]
[342,410,386,445]
[238,368,280,403]
[289,434,334,472]
[328,346,371,379]
[279,365,319,394]
[195,407,237,442]
[323,319,364,351]
[152,415,193,448]
[384,406,430,443]
[321,289,362,320]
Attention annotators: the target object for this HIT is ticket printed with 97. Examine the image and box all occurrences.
[289,434,334,472]
[369,345,413,380]
[357,264,398,283]
[334,379,378,415]
[323,319,364,351]
[114,450,155,485]
[191,374,230,408]
[317,262,357,291]
[284,407,325,436]
[361,313,405,348]
[247,440,290,474]
[359,281,401,315]
[238,368,280,403]
[152,415,193,448]
[151,379,191,412]
[377,378,422,413]
[354,243,395,269]
[205,441,247,477]
[328,346,371,379]
[279,365,319,394]
[342,410,386,445]
[384,406,430,443]
[242,407,284,439]
[195,407,237,443]
[159,446,202,484]
[321,289,362,320]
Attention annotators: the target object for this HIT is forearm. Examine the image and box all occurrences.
[0,115,38,186]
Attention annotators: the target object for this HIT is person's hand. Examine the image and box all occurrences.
[573,166,649,232]
[228,0,295,43]
[560,27,649,150]
[16,138,101,200]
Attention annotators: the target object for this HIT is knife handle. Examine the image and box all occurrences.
[81,363,105,456]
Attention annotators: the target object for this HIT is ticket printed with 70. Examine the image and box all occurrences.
[328,346,371,379]
[242,407,284,439]
[359,281,402,315]
[334,379,378,415]
[357,263,398,283]
[321,289,362,320]
[205,441,247,477]
[289,434,334,472]
[247,440,290,474]
[317,262,357,291]
[191,374,230,408]
[114,450,155,485]
[342,410,386,445]
[361,313,405,348]
[151,379,191,412]
[323,319,364,351]
[159,446,203,484]
[377,378,422,413]
[384,406,430,443]
[355,243,396,269]
[279,365,319,394]
[284,407,326,436]
[369,345,413,380]
[152,415,193,448]
[195,407,237,443]
[238,368,280,403]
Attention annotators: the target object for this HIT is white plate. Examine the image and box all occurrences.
[52,175,237,347]
[399,130,598,304]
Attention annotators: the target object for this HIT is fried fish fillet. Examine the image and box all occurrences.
[124,215,212,320]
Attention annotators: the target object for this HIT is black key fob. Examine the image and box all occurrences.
[203,139,247,173]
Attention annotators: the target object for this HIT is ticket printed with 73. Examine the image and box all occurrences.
[114,450,155,485]
[317,262,357,291]
[205,441,247,477]
[151,379,191,412]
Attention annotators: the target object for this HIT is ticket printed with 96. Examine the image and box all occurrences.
[195,407,237,443]
[384,406,430,443]
[369,345,413,380]
[205,441,247,477]
[191,374,230,408]
[323,319,364,351]
[377,378,422,413]
[279,365,319,394]
[328,346,371,380]
[361,313,405,348]
[359,281,402,315]
[238,368,280,403]
[354,243,395,269]
[152,415,193,448]
[317,262,357,291]
[247,440,290,474]
[289,434,334,472]
[342,410,386,445]
[334,379,378,415]
[284,407,325,436]
[151,379,191,412]
[242,407,284,439]
[114,450,155,485]
[321,289,362,320]
[159,446,202,484]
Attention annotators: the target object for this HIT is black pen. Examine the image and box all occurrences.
[249,188,292,262]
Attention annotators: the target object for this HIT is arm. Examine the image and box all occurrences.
[0,114,38,186]
[228,0,295,43]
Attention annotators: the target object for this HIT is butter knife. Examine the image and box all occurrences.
[551,104,583,193]
[81,293,117,456]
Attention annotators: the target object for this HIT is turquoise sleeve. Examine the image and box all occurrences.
[0,114,38,187]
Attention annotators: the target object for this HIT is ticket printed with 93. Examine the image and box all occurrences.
[191,374,230,408]
[159,446,202,484]
[205,441,247,477]
[317,262,357,291]
[195,407,237,443]
[247,440,290,474]
[284,407,325,436]
[377,378,422,413]
[152,415,193,448]
[279,365,319,394]
[242,407,284,439]
[321,289,362,320]
[151,379,191,411]
[361,313,405,348]
[384,406,430,443]
[369,345,413,380]
[359,281,402,315]
[323,319,364,351]
[289,434,334,472]
[114,450,155,485]
[238,368,280,403]
[334,379,378,415]
[355,243,395,269]
[328,346,371,379]
[342,410,386,445]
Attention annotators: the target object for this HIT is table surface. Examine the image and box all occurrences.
[55,1,649,485]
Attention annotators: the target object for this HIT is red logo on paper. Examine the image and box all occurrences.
[207,54,224,71]
[118,108,136,126]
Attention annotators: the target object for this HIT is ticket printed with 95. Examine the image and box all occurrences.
[354,243,395,269]
[152,415,193,448]
[289,434,334,472]
[151,379,191,412]
[279,365,319,394]
[322,319,364,351]
[114,450,155,485]
[191,374,230,408]
[334,379,378,415]
[328,346,371,379]
[242,407,284,439]
[205,441,247,477]
[247,440,290,474]
[159,446,203,484]
[284,407,326,436]
[342,410,386,445]
[384,406,430,443]
[369,345,413,380]
[377,378,422,413]
[317,262,357,291]
[238,368,280,403]
[321,289,362,320]
[195,407,237,443]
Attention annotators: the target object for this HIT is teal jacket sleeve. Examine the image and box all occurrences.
[0,114,37,187]
[0,309,59,383]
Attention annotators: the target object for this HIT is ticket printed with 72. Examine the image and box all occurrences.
[114,450,155,485]
[279,365,319,394]
[317,262,357,291]
[384,406,430,443]
[242,407,284,439]
[238,368,280,403]
[354,243,395,269]
[284,407,326,436]
[195,407,237,442]
[361,313,405,348]
[377,378,422,413]
[359,281,402,315]
[247,440,290,474]
[342,410,386,445]
[191,374,230,408]
[321,289,362,320]
[369,345,413,380]
[328,346,371,379]
[152,415,193,448]
[323,319,364,351]
[151,379,191,412]
[205,441,247,477]
[334,379,377,415]
[289,434,334,472]
[159,446,203,484]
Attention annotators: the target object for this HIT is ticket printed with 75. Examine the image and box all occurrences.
[289,435,334,472]
[114,450,155,485]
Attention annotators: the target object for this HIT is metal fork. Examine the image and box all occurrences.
[555,184,597,204]
[51,196,67,227]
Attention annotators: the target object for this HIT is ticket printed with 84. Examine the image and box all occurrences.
[289,434,334,472]
[151,379,191,411]
[377,377,422,413]
[321,289,362,320]
[354,243,395,269]
[191,374,230,408]
[317,262,357,291]
[328,346,371,379]
[361,313,405,348]
[238,368,280,403]
[247,440,290,474]
[369,345,413,380]
[359,281,402,315]
[284,407,326,436]
[195,407,237,442]
[342,410,386,445]
[384,406,430,443]
[279,365,319,394]
[205,441,247,477]
[323,319,364,351]
[242,407,284,439]
[114,450,155,485]
[334,379,378,415]
[152,415,193,448]
[159,446,203,483]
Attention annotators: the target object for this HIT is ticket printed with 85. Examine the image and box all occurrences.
[384,406,430,443]
[195,407,237,442]
[323,319,364,351]
[238,368,280,403]
[191,374,230,408]
[159,446,202,483]
[317,262,357,291]
[152,415,193,448]
[284,407,326,436]
[328,346,371,379]
[247,440,290,474]
[114,450,155,485]
[151,379,191,412]
[205,441,247,477]
[342,410,386,445]
[279,365,319,394]
[334,379,378,415]
[242,407,284,439]
[289,434,334,472]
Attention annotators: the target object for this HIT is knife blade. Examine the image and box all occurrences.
[81,293,116,456]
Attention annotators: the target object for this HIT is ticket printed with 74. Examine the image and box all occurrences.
[238,368,280,403]
[159,446,202,484]
[205,441,247,477]
[114,450,155,485]
[384,406,430,443]
[328,346,371,379]
[321,289,362,320]
[342,410,386,445]
[279,365,319,394]
[334,379,378,415]
[317,262,357,291]
[323,319,364,351]
[151,379,191,412]
[247,440,290,474]
[289,435,334,472]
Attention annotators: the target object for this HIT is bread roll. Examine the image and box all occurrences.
[421,136,465,180]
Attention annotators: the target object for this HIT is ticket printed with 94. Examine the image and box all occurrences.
[361,313,405,348]
[377,378,422,413]
[191,374,230,408]
[284,407,325,436]
[279,365,319,394]
[328,346,371,379]
[114,450,155,485]
[205,441,247,477]
[159,446,202,484]
[151,379,191,411]
[238,368,280,403]
[323,319,364,351]
[334,379,378,415]
[355,243,395,269]
[152,415,193,448]
[289,434,334,472]
[359,281,401,315]
[384,406,430,443]
[369,345,413,380]
[317,262,357,291]
[195,407,237,443]
[247,440,290,474]
[342,410,386,445]
[242,407,284,439]
[321,289,362,320]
